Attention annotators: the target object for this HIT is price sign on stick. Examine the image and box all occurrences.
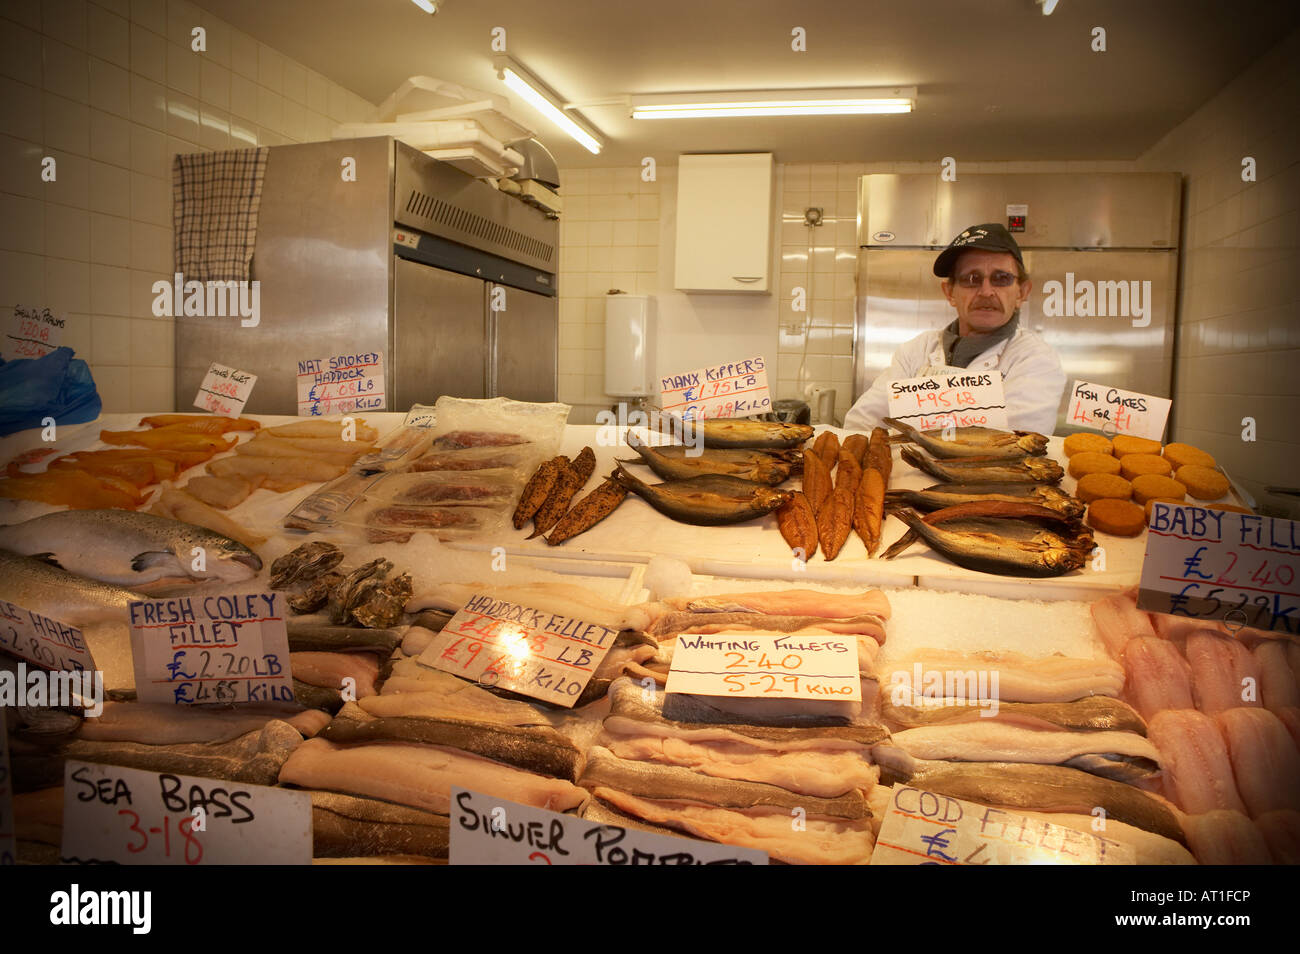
[193,362,256,416]
[666,632,861,701]
[2,305,64,360]
[660,355,771,420]
[296,351,385,416]
[0,599,97,674]
[1067,380,1171,441]
[1138,503,1299,636]
[128,592,294,705]
[887,370,1008,430]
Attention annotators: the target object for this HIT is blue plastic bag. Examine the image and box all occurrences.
[0,346,103,436]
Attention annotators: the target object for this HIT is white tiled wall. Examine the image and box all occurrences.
[0,0,376,413]
[1135,28,1300,508]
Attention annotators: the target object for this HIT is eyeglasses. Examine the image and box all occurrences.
[954,269,1020,288]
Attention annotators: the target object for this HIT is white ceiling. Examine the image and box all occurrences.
[199,0,1299,167]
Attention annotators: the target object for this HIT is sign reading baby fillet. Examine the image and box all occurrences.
[660,355,771,420]
[418,595,619,707]
[887,370,1008,430]
[128,592,294,705]
[1067,380,1171,441]
[666,632,861,701]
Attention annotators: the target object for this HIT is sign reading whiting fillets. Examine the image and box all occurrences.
[128,593,294,705]
[296,351,385,416]
[0,599,97,674]
[870,784,1134,865]
[1066,380,1171,442]
[193,362,257,417]
[418,595,618,707]
[665,632,861,701]
[886,370,1008,430]
[449,788,767,865]
[1138,503,1299,636]
[660,355,771,420]
[61,760,311,865]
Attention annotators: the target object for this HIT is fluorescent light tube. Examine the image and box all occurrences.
[630,87,915,119]
[495,57,603,154]
[410,0,437,12]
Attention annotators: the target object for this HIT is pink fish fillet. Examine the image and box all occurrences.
[290,652,379,698]
[1186,631,1262,715]
[1254,641,1300,712]
[278,738,587,814]
[1090,592,1157,660]
[1276,707,1300,752]
[1147,710,1247,815]
[1183,810,1274,865]
[1216,708,1300,816]
[672,588,892,621]
[1255,810,1300,865]
[1289,643,1300,687]
[1123,637,1194,720]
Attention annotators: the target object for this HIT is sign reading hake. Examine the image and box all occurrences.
[297,351,385,416]
[1067,380,1171,441]
[128,593,294,705]
[61,761,311,865]
[3,304,64,360]
[870,784,1134,865]
[418,595,618,707]
[194,362,256,417]
[666,632,861,701]
[449,788,767,865]
[887,370,1008,430]
[1138,503,1299,636]
[660,355,771,420]
[0,599,96,673]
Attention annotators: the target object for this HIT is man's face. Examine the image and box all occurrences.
[940,250,1032,336]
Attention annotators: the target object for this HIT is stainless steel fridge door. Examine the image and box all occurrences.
[853,248,952,401]
[489,284,558,403]
[392,256,489,407]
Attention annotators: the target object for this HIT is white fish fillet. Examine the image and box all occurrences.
[290,651,378,697]
[1089,592,1156,660]
[406,581,653,632]
[77,701,325,744]
[1183,809,1273,865]
[278,738,587,814]
[888,648,1124,702]
[363,673,554,726]
[592,787,875,865]
[1147,709,1247,814]
[1255,641,1300,712]
[1123,637,1194,719]
[1186,630,1261,714]
[1216,708,1300,816]
[1015,809,1196,865]
[671,588,892,621]
[890,722,1161,766]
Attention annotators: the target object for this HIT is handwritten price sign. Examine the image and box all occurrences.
[1138,504,1300,635]
[870,784,1134,865]
[418,595,618,707]
[128,593,294,706]
[665,632,861,701]
[660,356,771,421]
[0,599,96,673]
[296,351,386,416]
[61,761,311,865]
[1067,380,1171,441]
[2,305,65,360]
[887,370,1008,430]
[449,788,767,865]
[193,362,256,417]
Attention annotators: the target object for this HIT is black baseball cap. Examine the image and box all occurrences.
[933,223,1025,277]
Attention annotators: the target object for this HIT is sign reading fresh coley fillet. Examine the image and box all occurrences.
[418,595,618,707]
[297,351,385,416]
[1067,380,1171,442]
[887,370,1008,430]
[128,592,293,705]
[660,355,771,420]
[666,631,861,701]
[450,788,767,864]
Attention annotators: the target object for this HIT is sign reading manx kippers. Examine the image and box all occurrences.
[449,788,767,865]
[128,592,294,706]
[418,595,619,707]
[1138,503,1299,636]
[660,355,771,421]
[886,370,1008,430]
[870,784,1135,865]
[665,631,861,701]
[1066,380,1171,442]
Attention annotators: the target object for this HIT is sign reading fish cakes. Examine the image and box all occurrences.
[1139,503,1299,636]
[193,362,257,417]
[887,370,1008,431]
[418,595,618,707]
[666,632,861,701]
[61,760,311,865]
[0,599,96,673]
[870,784,1134,865]
[1066,380,1171,442]
[660,355,771,420]
[297,351,385,416]
[449,788,767,865]
[128,592,294,705]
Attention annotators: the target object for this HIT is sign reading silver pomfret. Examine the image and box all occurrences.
[0,510,262,586]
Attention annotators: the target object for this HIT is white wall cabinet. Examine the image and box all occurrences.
[674,153,774,293]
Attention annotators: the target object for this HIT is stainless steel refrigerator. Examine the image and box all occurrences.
[174,136,559,415]
[854,173,1181,433]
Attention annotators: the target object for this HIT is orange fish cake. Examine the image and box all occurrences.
[1162,442,1216,470]
[1063,432,1114,458]
[1175,464,1230,500]
[1131,473,1187,505]
[1076,473,1133,503]
[1112,435,1163,456]
[1086,498,1146,537]
[1068,452,1122,479]
[1119,454,1173,481]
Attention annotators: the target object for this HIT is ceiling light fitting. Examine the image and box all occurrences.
[629,87,916,119]
[493,54,604,154]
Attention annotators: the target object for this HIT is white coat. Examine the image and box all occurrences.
[843,326,1066,435]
